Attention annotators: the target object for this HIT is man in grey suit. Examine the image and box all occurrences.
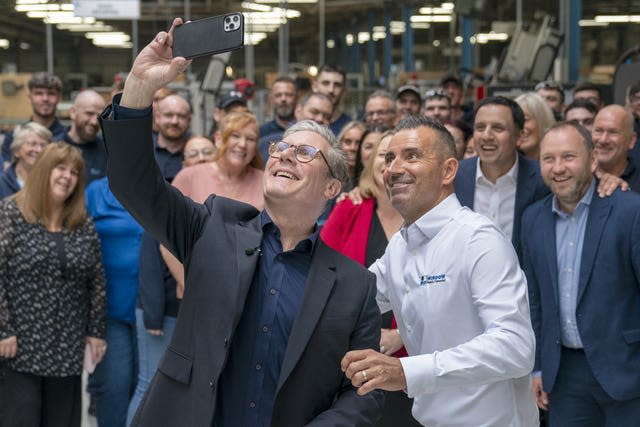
[99,18,383,426]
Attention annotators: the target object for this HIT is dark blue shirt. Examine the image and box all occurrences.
[152,133,184,183]
[0,165,20,199]
[257,131,285,168]
[214,211,319,427]
[63,132,108,185]
[259,119,286,139]
[1,118,67,163]
[329,112,352,136]
[622,156,640,193]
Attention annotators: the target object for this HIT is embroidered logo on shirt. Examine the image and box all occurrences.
[419,273,446,286]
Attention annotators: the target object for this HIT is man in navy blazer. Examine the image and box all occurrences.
[99,19,383,426]
[521,122,640,425]
[454,96,549,260]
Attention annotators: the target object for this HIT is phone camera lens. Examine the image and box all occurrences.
[233,16,239,22]
[225,17,231,23]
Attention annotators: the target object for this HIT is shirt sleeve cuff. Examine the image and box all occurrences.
[399,353,437,398]
[111,92,153,120]
[532,370,542,378]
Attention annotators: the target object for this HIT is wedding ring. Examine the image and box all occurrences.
[362,370,368,382]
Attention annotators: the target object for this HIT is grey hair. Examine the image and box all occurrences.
[283,120,349,187]
[10,122,52,163]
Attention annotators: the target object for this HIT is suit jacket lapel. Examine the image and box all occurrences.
[514,155,536,246]
[456,159,477,209]
[277,241,336,391]
[577,194,611,302]
[540,198,560,306]
[232,216,263,323]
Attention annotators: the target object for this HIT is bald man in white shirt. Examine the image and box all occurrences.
[341,115,538,426]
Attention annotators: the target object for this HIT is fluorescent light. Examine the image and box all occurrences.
[372,31,386,40]
[345,34,354,46]
[57,23,113,32]
[326,39,335,49]
[357,32,370,43]
[418,7,453,14]
[410,15,452,23]
[308,65,318,76]
[441,2,455,10]
[26,10,73,18]
[594,15,640,23]
[255,0,317,3]
[241,2,272,12]
[44,16,96,24]
[579,19,609,27]
[0,39,9,49]
[411,22,431,29]
[454,35,463,43]
[474,32,509,43]
[16,0,49,4]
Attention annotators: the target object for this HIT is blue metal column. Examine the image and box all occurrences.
[461,15,474,71]
[383,12,392,81]
[568,0,581,82]
[367,10,376,86]
[353,16,362,73]
[402,5,414,72]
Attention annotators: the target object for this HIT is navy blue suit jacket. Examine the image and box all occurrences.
[455,154,550,260]
[521,189,640,400]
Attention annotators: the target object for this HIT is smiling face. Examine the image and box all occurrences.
[373,134,392,190]
[156,95,191,143]
[423,98,451,123]
[339,126,364,171]
[360,131,383,166]
[518,108,540,158]
[49,162,79,205]
[263,130,338,214]
[219,124,259,170]
[28,87,61,120]
[14,133,49,171]
[271,81,297,121]
[540,126,594,213]
[383,126,456,224]
[473,104,520,177]
[592,106,636,174]
[70,92,105,143]
[183,136,216,167]
[566,107,595,132]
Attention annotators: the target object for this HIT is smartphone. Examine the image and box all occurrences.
[173,13,244,59]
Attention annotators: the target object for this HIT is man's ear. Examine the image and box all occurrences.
[324,177,342,201]
[442,157,458,185]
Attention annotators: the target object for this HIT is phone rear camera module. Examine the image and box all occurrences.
[233,16,239,22]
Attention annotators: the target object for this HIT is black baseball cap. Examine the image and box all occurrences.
[218,90,247,109]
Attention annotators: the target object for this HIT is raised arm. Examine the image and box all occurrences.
[120,18,191,109]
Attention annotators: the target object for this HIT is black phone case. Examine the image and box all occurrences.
[173,13,244,59]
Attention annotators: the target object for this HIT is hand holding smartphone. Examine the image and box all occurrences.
[172,13,244,59]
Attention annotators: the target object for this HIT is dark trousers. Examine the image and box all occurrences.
[548,347,640,427]
[0,363,81,427]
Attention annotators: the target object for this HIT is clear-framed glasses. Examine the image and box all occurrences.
[268,140,336,179]
[184,147,215,159]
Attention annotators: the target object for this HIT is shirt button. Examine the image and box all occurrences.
[567,268,572,273]
[262,326,269,332]
[270,288,276,295]
[569,242,574,246]
[249,402,256,408]
[256,364,262,370]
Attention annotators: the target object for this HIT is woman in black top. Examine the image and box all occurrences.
[0,142,106,427]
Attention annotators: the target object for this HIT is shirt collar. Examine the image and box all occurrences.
[260,210,319,253]
[475,154,519,185]
[400,193,461,244]
[552,178,596,217]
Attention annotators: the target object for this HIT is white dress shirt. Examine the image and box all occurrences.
[370,194,538,427]
[473,156,518,240]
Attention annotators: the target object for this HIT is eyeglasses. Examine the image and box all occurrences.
[365,109,393,118]
[535,81,564,91]
[423,88,451,100]
[184,147,215,159]
[24,140,48,150]
[268,141,336,179]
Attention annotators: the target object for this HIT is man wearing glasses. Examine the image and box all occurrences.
[99,18,383,427]
[364,90,396,129]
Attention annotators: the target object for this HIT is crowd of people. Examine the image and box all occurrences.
[1,17,640,427]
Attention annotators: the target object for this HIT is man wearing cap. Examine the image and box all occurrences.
[312,64,352,135]
[395,85,421,123]
[422,89,452,124]
[209,90,249,137]
[440,75,473,124]
[535,80,565,121]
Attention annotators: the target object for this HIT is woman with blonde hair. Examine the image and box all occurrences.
[336,121,366,190]
[0,122,51,199]
[0,142,106,427]
[515,92,556,160]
